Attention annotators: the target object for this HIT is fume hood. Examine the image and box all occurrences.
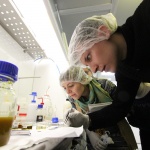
[0,1,142,149]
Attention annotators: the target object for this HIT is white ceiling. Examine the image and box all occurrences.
[47,0,142,47]
[0,0,142,63]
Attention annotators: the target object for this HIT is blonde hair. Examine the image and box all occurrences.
[59,66,92,85]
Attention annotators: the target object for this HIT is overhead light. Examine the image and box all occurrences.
[12,0,69,70]
[0,0,47,59]
[0,0,69,71]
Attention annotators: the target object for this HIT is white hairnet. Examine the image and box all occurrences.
[59,66,92,85]
[68,13,117,66]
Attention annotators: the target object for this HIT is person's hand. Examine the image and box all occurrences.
[66,108,90,129]
[86,130,108,150]
[101,132,114,145]
[63,108,72,126]
[63,101,72,126]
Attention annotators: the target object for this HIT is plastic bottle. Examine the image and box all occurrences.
[38,97,45,119]
[0,61,18,146]
[43,95,53,121]
[26,92,37,123]
[17,97,28,115]
[17,113,27,129]
[15,97,28,125]
[51,105,59,123]
[36,104,44,122]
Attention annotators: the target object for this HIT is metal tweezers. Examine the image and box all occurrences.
[64,108,72,124]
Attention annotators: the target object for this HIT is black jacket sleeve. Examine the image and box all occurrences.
[88,0,150,130]
[88,71,140,130]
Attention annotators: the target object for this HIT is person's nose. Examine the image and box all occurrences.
[99,65,104,72]
[89,64,98,73]
[66,88,71,94]
[90,64,104,73]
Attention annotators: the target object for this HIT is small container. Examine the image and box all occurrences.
[36,122,48,130]
[43,95,53,121]
[26,92,37,122]
[0,61,18,146]
[17,113,27,129]
[17,97,28,116]
[52,117,59,123]
[51,105,59,123]
[36,104,44,122]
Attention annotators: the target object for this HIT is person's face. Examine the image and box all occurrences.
[62,81,85,99]
[80,40,118,73]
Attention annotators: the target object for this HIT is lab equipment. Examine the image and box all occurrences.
[26,92,37,122]
[17,97,28,116]
[36,104,44,122]
[52,117,59,123]
[14,97,28,128]
[0,60,18,146]
[51,105,59,123]
[64,108,73,124]
[43,94,53,121]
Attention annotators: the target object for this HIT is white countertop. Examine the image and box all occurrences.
[0,125,83,150]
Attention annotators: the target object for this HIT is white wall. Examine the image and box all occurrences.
[0,57,68,120]
[0,25,69,120]
[14,59,68,119]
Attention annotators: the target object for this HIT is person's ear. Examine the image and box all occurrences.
[98,25,111,39]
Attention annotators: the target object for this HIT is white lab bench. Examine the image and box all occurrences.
[0,124,83,150]
[26,138,73,150]
[7,136,73,150]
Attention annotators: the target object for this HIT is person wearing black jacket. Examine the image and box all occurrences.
[67,0,150,149]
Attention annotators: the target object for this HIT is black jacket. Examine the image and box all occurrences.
[89,0,150,130]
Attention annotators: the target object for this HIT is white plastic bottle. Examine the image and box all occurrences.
[16,97,28,119]
[43,95,53,121]
[26,92,37,123]
[36,104,44,122]
[51,105,59,123]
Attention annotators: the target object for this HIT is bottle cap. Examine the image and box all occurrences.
[31,99,36,103]
[0,61,18,81]
[19,113,27,116]
[37,104,43,109]
[52,117,59,123]
[31,92,37,96]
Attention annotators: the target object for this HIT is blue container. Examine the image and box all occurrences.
[52,117,59,123]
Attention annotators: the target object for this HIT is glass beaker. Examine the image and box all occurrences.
[0,61,18,146]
